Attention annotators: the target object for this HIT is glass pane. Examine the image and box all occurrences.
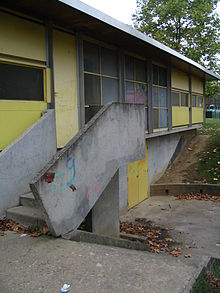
[101,47,118,77]
[153,64,158,85]
[102,78,119,104]
[83,41,100,73]
[198,96,203,108]
[181,92,188,106]
[160,109,167,128]
[152,86,159,107]
[125,55,134,80]
[125,82,135,103]
[135,59,146,82]
[0,62,44,101]
[159,67,167,87]
[192,95,196,107]
[159,87,167,107]
[172,91,179,106]
[153,108,159,129]
[136,83,147,104]
[84,74,101,105]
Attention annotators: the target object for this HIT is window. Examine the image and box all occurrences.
[192,95,197,107]
[83,41,119,108]
[172,90,188,107]
[125,55,147,129]
[197,96,203,108]
[0,62,44,101]
[152,64,167,129]
[191,94,203,108]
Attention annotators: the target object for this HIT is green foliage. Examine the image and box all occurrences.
[190,273,213,293]
[197,118,220,184]
[133,0,220,70]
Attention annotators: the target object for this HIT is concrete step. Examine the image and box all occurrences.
[6,206,46,229]
[20,192,38,208]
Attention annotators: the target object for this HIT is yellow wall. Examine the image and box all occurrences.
[0,11,46,62]
[53,30,79,148]
[0,101,47,150]
[172,106,189,127]
[0,12,47,150]
[192,76,203,94]
[127,143,148,209]
[171,68,189,91]
[192,108,204,124]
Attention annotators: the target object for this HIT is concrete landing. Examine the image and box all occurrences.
[0,231,198,293]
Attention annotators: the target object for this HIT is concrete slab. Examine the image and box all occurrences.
[121,196,220,265]
[0,231,198,293]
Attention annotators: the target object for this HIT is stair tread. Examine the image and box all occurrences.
[20,192,35,200]
[7,206,44,220]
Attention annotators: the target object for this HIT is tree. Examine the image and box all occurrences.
[133,0,220,71]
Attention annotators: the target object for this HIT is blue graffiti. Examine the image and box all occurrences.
[50,156,76,193]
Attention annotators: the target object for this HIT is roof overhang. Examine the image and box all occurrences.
[0,0,219,81]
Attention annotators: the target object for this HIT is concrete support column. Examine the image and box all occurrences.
[147,59,153,133]
[189,74,192,127]
[167,64,172,131]
[45,22,55,109]
[92,170,119,238]
[76,32,85,128]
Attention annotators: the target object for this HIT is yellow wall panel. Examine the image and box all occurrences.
[127,143,148,209]
[127,161,139,209]
[172,106,189,127]
[53,30,79,148]
[0,101,46,150]
[192,76,203,94]
[0,12,46,62]
[171,68,189,91]
[192,108,204,124]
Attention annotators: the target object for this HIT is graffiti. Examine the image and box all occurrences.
[87,177,106,202]
[50,156,76,193]
[43,172,55,183]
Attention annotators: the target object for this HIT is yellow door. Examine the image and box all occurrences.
[127,160,139,209]
[127,143,148,209]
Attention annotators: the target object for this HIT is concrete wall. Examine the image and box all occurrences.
[31,103,145,237]
[148,130,196,192]
[0,110,57,218]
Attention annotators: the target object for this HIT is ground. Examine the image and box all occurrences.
[157,118,220,184]
[156,135,210,184]
[1,196,220,293]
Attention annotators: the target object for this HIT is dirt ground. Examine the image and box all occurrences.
[156,135,210,184]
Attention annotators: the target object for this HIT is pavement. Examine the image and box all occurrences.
[0,196,220,293]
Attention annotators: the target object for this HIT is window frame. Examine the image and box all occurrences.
[83,41,120,107]
[152,64,168,130]
[0,60,46,102]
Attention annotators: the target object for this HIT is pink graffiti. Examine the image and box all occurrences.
[87,177,106,202]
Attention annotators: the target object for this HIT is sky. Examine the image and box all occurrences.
[80,0,220,25]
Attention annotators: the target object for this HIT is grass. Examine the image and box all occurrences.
[196,118,220,184]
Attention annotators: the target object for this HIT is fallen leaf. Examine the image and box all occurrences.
[184,253,192,258]
[42,226,49,235]
[213,148,217,153]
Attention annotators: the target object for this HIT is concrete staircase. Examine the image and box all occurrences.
[6,191,46,228]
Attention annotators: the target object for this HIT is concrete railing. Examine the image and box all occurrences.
[0,110,57,218]
[31,103,146,237]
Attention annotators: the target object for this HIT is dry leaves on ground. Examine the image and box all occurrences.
[205,272,220,288]
[120,218,183,256]
[0,217,49,237]
[175,192,220,203]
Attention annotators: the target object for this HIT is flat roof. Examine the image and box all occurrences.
[1,0,219,81]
